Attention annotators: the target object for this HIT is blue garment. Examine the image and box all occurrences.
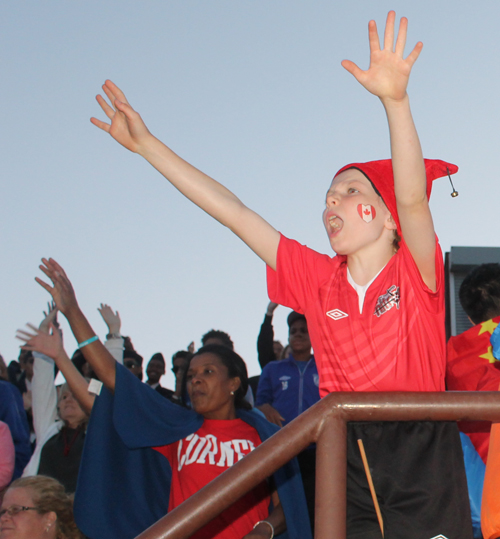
[460,433,485,539]
[74,364,311,539]
[0,381,31,479]
[256,355,320,426]
[491,323,500,360]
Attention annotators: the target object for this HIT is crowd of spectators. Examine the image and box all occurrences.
[0,271,319,539]
[0,258,499,539]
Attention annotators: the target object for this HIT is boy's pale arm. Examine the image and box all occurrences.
[342,12,436,291]
[91,81,280,270]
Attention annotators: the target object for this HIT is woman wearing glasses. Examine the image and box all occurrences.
[0,476,82,539]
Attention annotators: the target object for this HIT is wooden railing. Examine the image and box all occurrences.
[135,391,500,539]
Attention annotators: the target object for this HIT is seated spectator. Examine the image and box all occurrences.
[33,258,311,539]
[17,306,93,493]
[0,475,83,539]
[256,311,320,530]
[0,421,15,494]
[446,263,500,461]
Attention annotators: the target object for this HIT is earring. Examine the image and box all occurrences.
[230,391,234,396]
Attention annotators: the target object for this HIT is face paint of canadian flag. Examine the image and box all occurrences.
[357,204,376,223]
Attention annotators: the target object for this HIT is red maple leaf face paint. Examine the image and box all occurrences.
[357,204,376,223]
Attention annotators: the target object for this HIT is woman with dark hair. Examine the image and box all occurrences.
[26,258,311,539]
[0,475,83,539]
[180,344,251,411]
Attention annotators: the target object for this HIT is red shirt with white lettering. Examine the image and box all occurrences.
[154,418,270,539]
[267,234,445,397]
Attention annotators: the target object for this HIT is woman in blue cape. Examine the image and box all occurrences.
[27,258,311,539]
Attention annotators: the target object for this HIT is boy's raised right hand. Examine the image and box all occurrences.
[91,80,153,154]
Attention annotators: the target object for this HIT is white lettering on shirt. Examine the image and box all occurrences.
[196,434,218,465]
[176,434,256,471]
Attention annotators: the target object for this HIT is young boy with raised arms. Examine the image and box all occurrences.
[91,11,472,539]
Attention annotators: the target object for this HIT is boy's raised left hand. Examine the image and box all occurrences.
[341,11,422,104]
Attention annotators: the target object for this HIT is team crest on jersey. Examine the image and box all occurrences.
[279,375,291,391]
[313,374,319,386]
[326,309,348,320]
[374,285,400,317]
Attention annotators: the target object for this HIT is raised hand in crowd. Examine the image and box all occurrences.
[35,258,117,391]
[266,302,279,317]
[17,305,91,492]
[98,303,121,336]
[257,301,283,369]
[16,305,94,415]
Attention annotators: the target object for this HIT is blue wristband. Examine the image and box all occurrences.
[78,335,99,349]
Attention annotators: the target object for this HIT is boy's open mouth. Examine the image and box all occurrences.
[327,214,344,234]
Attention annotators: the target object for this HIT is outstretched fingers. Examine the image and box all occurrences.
[90,116,110,133]
[16,323,40,344]
[394,16,408,56]
[16,330,35,343]
[96,94,116,119]
[368,19,381,53]
[405,41,423,68]
[35,276,53,295]
[103,80,129,103]
[341,59,364,82]
[383,11,396,51]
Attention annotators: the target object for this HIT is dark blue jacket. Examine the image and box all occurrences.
[74,364,312,539]
[0,380,31,479]
[256,356,320,426]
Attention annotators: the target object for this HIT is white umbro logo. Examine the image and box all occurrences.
[326,309,348,320]
[430,535,448,539]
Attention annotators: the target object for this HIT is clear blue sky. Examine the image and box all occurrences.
[2,1,499,389]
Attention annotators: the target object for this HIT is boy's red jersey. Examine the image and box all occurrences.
[267,234,445,397]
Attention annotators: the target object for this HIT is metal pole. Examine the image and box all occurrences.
[315,415,347,539]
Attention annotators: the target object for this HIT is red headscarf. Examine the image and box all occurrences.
[334,159,458,234]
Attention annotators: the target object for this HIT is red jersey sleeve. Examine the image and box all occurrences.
[267,234,339,313]
[398,235,444,315]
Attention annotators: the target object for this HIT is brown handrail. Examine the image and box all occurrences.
[135,391,500,539]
